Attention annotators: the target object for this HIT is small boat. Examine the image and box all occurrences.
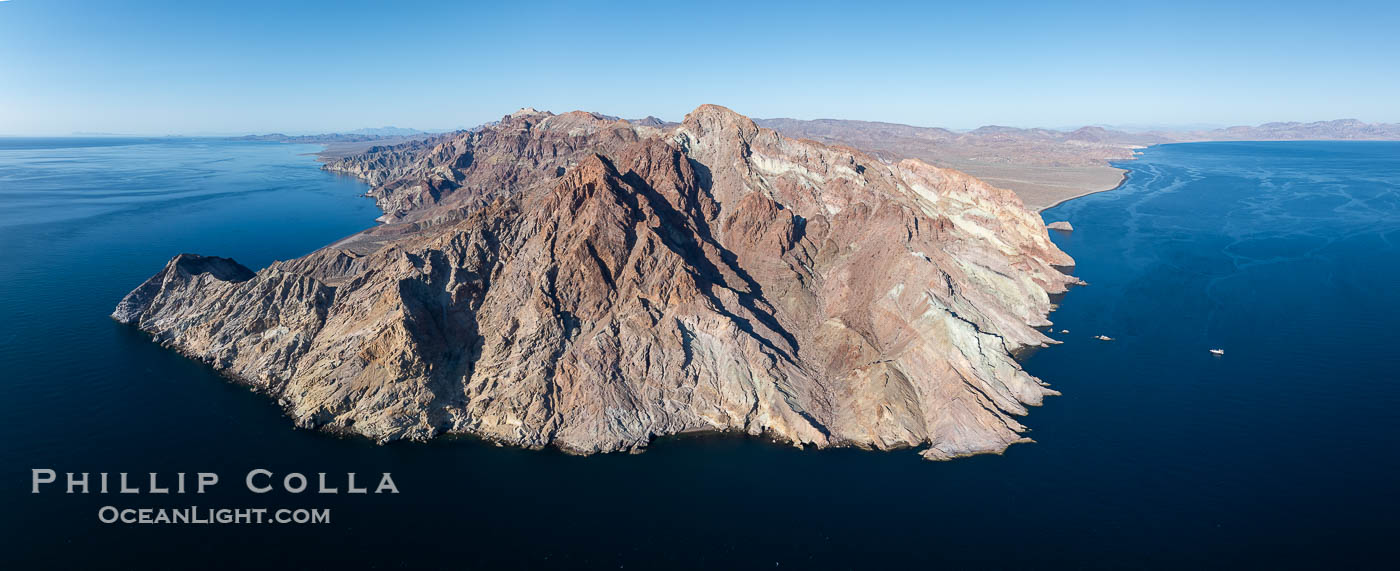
[1210,349,1224,356]
[1060,329,1069,334]
[1093,335,1113,341]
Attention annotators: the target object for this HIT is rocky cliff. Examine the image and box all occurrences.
[114,105,1079,460]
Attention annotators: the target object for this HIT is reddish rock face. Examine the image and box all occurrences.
[115,105,1079,460]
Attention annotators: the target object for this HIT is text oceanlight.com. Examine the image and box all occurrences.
[97,506,331,525]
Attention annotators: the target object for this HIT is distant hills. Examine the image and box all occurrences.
[753,117,1400,210]
[754,118,1148,168]
[347,126,432,137]
[1173,119,1400,142]
[755,117,1400,169]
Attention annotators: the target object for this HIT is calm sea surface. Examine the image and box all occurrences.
[1,139,1397,568]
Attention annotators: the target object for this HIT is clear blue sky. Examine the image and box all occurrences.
[1,0,1397,135]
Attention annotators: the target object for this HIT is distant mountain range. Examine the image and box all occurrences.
[752,117,1400,210]
[1172,119,1400,142]
[754,118,1149,168]
[754,118,1400,169]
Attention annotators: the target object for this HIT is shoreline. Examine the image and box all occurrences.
[1037,165,1134,213]
[1032,140,1390,213]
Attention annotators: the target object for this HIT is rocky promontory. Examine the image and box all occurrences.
[115,105,1079,460]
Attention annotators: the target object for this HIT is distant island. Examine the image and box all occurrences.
[230,128,438,160]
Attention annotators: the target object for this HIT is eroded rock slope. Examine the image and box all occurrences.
[115,105,1078,459]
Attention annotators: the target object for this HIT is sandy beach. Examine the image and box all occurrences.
[941,161,1131,212]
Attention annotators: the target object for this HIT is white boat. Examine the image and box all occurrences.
[1210,349,1224,356]
[1094,335,1113,341]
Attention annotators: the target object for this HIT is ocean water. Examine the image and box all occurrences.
[1,139,1397,568]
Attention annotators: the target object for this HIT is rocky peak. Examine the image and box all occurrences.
[508,107,550,119]
[678,104,760,146]
[630,115,667,127]
[112,254,254,323]
[169,253,255,282]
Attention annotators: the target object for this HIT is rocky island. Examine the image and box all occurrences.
[113,105,1080,460]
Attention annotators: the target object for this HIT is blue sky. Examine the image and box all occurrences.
[1,0,1397,135]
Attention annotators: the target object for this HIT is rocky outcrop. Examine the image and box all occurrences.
[115,105,1080,460]
[1047,221,1073,232]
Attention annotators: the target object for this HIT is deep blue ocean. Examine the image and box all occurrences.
[1,139,1397,568]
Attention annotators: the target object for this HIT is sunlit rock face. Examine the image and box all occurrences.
[115,104,1078,460]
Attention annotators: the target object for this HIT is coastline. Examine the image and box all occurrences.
[1036,140,1400,213]
[1037,165,1133,213]
[940,160,1137,212]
